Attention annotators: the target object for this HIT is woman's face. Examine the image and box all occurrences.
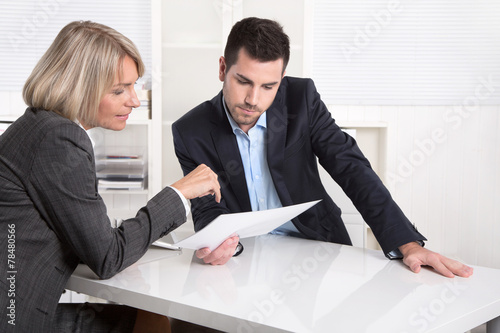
[91,55,140,131]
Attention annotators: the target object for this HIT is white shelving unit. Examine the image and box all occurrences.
[161,1,225,189]
[89,121,151,223]
[89,0,163,224]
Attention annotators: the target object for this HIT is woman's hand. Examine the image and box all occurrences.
[170,164,221,203]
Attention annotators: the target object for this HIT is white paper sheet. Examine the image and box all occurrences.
[174,200,321,251]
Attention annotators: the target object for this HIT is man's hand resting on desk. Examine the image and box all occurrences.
[196,235,240,265]
[399,242,473,278]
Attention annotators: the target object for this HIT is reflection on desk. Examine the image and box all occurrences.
[67,235,500,333]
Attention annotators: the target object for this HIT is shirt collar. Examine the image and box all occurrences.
[75,119,95,147]
[222,96,267,135]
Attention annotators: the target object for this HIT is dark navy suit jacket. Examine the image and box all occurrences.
[173,77,425,256]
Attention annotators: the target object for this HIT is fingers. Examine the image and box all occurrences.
[426,255,455,278]
[171,164,221,203]
[196,236,239,265]
[441,256,474,278]
[402,255,422,274]
[195,248,211,260]
[403,247,473,278]
[213,185,221,203]
[194,164,221,202]
[426,254,474,278]
[457,265,474,277]
[404,251,454,277]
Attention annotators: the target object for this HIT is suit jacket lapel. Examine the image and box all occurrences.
[266,91,294,207]
[210,93,252,211]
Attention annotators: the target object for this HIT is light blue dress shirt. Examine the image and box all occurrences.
[223,97,302,237]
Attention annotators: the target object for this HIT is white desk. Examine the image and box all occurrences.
[66,235,500,332]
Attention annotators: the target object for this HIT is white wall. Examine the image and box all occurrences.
[160,1,500,269]
[0,92,26,119]
[333,105,500,268]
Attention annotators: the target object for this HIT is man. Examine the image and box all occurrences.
[172,17,472,278]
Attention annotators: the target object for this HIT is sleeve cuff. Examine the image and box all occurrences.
[385,240,425,260]
[167,186,190,217]
[233,242,244,257]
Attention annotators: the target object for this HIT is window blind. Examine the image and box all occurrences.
[0,1,151,91]
[312,0,500,105]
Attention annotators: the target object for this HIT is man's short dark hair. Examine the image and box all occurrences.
[224,17,290,74]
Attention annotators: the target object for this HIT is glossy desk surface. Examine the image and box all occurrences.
[66,235,500,332]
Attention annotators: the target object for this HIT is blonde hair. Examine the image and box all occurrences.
[23,21,145,126]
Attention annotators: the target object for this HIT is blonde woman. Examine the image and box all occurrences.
[0,21,220,332]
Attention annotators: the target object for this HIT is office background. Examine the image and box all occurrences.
[1,0,499,269]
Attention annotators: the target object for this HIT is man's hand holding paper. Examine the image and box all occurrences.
[174,200,321,265]
[195,235,240,265]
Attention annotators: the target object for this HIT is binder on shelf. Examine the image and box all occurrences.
[98,179,145,190]
[95,146,148,191]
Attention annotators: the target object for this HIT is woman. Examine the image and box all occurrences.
[0,21,220,332]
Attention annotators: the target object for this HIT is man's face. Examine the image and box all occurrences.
[219,48,284,134]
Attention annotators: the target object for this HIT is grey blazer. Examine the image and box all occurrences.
[0,108,186,332]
